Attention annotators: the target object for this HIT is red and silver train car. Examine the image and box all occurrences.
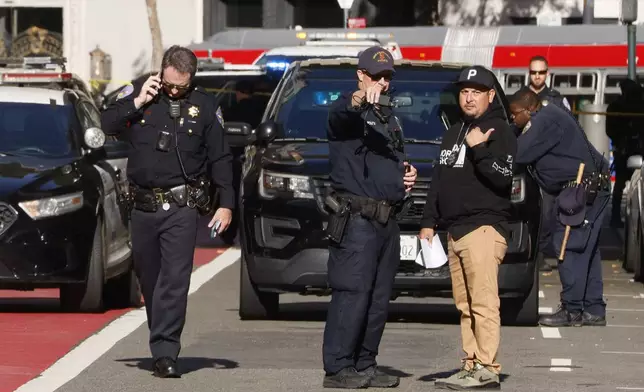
[190,24,644,109]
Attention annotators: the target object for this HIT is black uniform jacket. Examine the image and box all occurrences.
[101,81,235,209]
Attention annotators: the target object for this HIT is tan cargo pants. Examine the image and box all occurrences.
[448,225,508,374]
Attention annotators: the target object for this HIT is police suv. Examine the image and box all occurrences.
[0,57,139,312]
[228,58,542,326]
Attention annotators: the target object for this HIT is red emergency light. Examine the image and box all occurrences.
[1,72,72,83]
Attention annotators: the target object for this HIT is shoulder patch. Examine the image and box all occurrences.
[116,84,134,101]
[216,106,224,127]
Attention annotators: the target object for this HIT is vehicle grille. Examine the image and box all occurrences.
[312,176,432,221]
[0,202,18,236]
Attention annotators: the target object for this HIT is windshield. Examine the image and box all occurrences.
[0,102,76,157]
[272,67,499,141]
[210,75,280,130]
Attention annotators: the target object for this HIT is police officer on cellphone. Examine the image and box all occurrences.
[101,45,234,378]
[321,46,417,389]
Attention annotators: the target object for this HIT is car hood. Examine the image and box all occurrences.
[0,154,81,200]
[261,141,441,178]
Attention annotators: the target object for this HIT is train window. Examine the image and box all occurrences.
[505,74,525,89]
[580,73,597,89]
[606,74,644,89]
[552,73,577,88]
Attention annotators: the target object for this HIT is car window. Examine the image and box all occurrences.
[205,75,280,130]
[77,100,101,129]
[271,66,503,142]
[0,102,78,157]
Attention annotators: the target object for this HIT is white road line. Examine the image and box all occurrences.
[617,388,644,390]
[541,327,561,339]
[608,308,644,312]
[549,358,572,372]
[604,293,644,298]
[608,324,644,328]
[538,306,553,314]
[14,247,241,392]
[539,290,545,298]
[602,351,644,355]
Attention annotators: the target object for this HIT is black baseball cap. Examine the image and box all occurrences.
[358,46,395,75]
[558,186,587,227]
[455,65,496,90]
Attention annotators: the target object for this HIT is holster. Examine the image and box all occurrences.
[187,176,217,216]
[324,193,351,243]
[562,172,610,206]
[131,187,158,212]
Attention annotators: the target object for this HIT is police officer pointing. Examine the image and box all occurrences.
[509,89,610,327]
[322,46,417,389]
[101,45,234,377]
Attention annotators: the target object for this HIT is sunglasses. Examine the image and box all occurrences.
[363,70,393,81]
[529,70,548,76]
[162,80,191,91]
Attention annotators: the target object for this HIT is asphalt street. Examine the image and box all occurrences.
[52,249,644,392]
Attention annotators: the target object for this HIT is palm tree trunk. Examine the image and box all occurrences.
[145,0,164,70]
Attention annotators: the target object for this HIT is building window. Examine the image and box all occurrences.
[225,0,262,28]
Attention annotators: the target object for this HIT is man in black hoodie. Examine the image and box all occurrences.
[419,66,517,390]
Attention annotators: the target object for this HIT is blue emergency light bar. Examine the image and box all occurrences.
[266,61,290,71]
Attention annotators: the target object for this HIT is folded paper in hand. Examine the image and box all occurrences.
[414,234,448,269]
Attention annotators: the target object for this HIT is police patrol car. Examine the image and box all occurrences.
[0,57,139,312]
[252,32,403,74]
[233,58,542,326]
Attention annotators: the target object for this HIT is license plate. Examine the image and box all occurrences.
[400,235,418,261]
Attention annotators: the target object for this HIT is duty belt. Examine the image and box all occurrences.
[336,193,397,224]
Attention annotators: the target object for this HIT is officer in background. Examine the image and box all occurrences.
[517,55,571,272]
[509,89,611,327]
[322,46,417,389]
[606,79,644,227]
[517,55,571,111]
[421,66,516,391]
[101,45,234,377]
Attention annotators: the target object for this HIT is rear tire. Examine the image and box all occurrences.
[60,217,105,313]
[239,254,279,320]
[501,264,539,326]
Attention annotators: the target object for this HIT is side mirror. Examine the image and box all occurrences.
[627,155,643,170]
[392,96,413,107]
[255,120,279,146]
[84,127,106,150]
[103,140,130,160]
[224,122,252,148]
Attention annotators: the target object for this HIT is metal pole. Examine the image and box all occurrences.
[344,8,349,29]
[628,22,637,81]
[582,0,594,24]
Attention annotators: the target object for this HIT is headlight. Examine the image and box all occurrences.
[19,192,84,220]
[259,170,313,199]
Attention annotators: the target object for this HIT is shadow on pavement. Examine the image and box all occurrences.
[418,369,510,383]
[116,357,239,375]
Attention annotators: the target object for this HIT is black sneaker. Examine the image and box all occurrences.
[323,367,370,389]
[582,311,607,326]
[357,365,400,388]
[539,305,582,327]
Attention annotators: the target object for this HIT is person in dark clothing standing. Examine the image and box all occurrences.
[516,55,571,272]
[510,89,611,328]
[420,66,517,390]
[606,79,644,227]
[322,46,417,389]
[517,55,571,112]
[101,45,234,378]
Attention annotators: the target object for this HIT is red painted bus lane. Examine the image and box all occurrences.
[0,247,227,392]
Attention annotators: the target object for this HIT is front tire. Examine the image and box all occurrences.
[239,254,279,320]
[501,264,539,326]
[60,217,105,313]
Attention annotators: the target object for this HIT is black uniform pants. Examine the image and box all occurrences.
[322,214,400,375]
[131,204,199,360]
[552,191,610,317]
[538,190,556,258]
